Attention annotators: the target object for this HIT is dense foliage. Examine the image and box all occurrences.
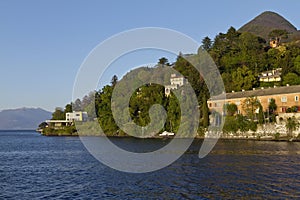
[51,25,300,136]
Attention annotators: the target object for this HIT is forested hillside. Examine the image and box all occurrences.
[49,11,300,136]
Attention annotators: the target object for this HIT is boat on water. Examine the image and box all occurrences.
[159,131,175,137]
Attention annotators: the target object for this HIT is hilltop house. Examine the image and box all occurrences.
[269,38,280,48]
[259,68,282,82]
[165,74,185,96]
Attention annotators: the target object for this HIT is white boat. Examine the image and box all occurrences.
[159,131,175,137]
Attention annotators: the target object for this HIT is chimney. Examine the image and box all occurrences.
[261,87,264,89]
[242,89,245,92]
[253,88,256,90]
[232,90,235,93]
[286,84,290,87]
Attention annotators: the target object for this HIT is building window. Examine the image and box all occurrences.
[295,96,299,102]
[281,96,287,102]
[209,103,212,107]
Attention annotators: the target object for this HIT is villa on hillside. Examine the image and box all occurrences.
[259,68,282,82]
[208,85,300,116]
[269,38,280,48]
[165,74,186,96]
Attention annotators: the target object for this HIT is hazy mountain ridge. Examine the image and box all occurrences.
[239,11,300,41]
[0,108,52,130]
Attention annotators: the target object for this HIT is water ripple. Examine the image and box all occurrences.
[0,131,299,199]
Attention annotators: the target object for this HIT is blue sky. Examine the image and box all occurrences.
[0,0,299,112]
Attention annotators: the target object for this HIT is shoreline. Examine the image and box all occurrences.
[39,132,300,142]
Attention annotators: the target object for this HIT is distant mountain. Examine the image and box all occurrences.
[0,108,52,130]
[239,11,300,41]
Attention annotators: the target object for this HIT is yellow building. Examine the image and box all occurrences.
[208,85,300,115]
[270,38,280,48]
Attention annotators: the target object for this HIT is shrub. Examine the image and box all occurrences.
[274,132,280,140]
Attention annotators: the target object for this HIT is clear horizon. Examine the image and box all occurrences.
[1,0,299,112]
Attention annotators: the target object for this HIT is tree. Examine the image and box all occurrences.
[223,116,238,133]
[226,27,240,40]
[258,104,264,124]
[81,93,94,111]
[221,72,234,92]
[72,99,82,111]
[38,122,48,129]
[242,96,260,121]
[224,103,237,116]
[268,29,288,44]
[232,65,257,91]
[201,36,212,51]
[97,85,118,135]
[52,107,65,120]
[268,98,277,122]
[202,96,209,128]
[286,106,299,113]
[166,93,180,132]
[64,103,72,113]
[294,55,300,75]
[286,117,299,138]
[174,54,207,103]
[158,57,169,66]
[283,72,300,86]
[268,98,277,114]
[111,75,118,87]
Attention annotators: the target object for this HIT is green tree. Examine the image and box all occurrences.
[174,54,207,104]
[97,85,119,135]
[283,72,300,85]
[268,98,277,122]
[236,114,249,133]
[201,36,212,51]
[52,107,65,120]
[242,96,260,121]
[294,55,300,75]
[64,103,72,113]
[223,116,238,133]
[232,65,257,91]
[72,99,82,111]
[38,122,48,129]
[224,103,238,116]
[268,29,288,43]
[166,94,180,132]
[202,96,209,128]
[158,57,169,66]
[286,117,299,138]
[111,75,118,87]
[258,104,264,124]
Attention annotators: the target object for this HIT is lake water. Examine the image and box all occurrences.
[0,131,299,199]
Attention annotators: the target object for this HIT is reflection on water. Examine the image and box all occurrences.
[0,131,299,199]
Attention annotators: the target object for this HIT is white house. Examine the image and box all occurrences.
[66,111,88,122]
[165,74,185,96]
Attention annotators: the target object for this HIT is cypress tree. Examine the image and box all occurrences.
[202,96,209,128]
